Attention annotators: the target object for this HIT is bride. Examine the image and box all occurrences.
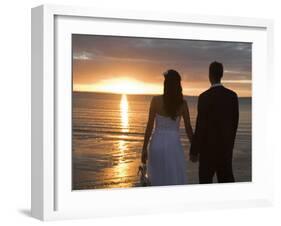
[141,69,194,186]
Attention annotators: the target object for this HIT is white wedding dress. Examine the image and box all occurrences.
[147,113,187,186]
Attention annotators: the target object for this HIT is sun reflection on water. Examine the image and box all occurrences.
[112,94,131,186]
[120,94,129,133]
[116,139,128,178]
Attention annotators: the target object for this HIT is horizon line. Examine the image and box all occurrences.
[72,90,251,98]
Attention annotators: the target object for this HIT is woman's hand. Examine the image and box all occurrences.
[141,149,148,164]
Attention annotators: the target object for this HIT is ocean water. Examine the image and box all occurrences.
[72,92,252,190]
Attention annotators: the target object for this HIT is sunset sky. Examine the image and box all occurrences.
[72,34,252,97]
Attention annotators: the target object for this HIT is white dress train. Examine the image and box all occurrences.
[147,113,187,186]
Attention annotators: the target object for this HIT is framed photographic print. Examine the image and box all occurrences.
[31,4,274,221]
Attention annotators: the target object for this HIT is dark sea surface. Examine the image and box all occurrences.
[72,92,251,190]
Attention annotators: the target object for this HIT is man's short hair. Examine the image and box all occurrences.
[209,61,223,82]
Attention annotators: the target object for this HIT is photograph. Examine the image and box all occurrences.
[71,34,252,190]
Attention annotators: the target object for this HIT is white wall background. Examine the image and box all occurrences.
[0,0,280,225]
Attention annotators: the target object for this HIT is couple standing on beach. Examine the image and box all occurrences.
[141,61,239,185]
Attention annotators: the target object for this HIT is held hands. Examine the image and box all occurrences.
[141,149,148,164]
[189,153,198,163]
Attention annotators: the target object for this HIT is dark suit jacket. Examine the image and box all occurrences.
[190,85,239,164]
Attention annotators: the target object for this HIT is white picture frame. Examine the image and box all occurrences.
[31,4,274,221]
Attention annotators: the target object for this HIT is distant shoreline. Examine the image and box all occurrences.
[73,90,252,99]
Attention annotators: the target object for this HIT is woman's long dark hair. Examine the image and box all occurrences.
[163,69,184,120]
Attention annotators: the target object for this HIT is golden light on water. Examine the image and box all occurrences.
[116,139,128,178]
[111,94,131,186]
[120,94,129,133]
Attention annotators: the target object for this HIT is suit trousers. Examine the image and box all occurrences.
[199,155,235,184]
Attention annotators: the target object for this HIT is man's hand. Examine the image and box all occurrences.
[141,149,148,164]
[189,154,198,163]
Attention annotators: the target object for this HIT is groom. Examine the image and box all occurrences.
[190,61,239,183]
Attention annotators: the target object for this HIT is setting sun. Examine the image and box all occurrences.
[74,77,162,95]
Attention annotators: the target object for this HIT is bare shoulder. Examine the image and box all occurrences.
[150,95,162,108]
[153,95,162,100]
[151,95,162,104]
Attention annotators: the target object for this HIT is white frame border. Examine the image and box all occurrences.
[31,4,274,221]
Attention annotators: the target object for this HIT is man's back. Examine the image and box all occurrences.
[191,85,239,161]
